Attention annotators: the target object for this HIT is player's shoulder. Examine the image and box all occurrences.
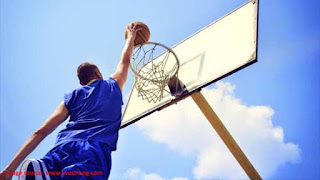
[106,77,118,84]
[104,77,122,93]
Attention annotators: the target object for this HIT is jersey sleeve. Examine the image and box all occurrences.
[64,90,75,110]
[108,77,123,105]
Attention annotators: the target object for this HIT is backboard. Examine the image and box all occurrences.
[121,0,259,128]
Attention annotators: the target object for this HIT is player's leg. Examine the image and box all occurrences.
[25,141,112,179]
[58,141,112,179]
[40,141,112,179]
[18,159,51,180]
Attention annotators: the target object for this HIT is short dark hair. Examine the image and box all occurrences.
[77,62,99,85]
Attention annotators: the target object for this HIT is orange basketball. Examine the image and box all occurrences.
[125,21,150,45]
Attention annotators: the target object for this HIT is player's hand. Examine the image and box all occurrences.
[126,23,142,40]
[0,170,13,180]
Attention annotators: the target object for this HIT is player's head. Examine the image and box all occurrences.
[77,62,103,85]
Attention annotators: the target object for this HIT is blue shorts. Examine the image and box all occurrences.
[19,141,112,180]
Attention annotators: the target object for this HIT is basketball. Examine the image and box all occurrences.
[125,21,150,45]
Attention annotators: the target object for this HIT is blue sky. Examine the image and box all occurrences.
[1,0,319,179]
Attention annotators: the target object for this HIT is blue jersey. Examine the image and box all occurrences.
[55,77,123,151]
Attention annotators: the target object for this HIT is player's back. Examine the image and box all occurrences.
[55,77,123,151]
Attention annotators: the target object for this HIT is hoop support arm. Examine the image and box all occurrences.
[191,91,262,180]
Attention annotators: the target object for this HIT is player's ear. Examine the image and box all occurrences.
[95,69,103,80]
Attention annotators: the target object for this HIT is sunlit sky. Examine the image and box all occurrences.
[1,0,319,179]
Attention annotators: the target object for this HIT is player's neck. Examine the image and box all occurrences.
[87,79,98,85]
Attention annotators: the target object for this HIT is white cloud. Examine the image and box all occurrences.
[136,81,301,179]
[124,168,189,180]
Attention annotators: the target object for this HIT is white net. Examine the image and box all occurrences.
[131,42,179,103]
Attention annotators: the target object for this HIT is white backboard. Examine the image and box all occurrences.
[121,0,259,128]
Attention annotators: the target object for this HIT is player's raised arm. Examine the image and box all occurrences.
[0,102,69,178]
[111,23,140,90]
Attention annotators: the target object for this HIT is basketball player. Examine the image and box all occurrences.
[0,23,140,179]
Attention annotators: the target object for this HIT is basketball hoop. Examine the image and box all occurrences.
[130,42,180,103]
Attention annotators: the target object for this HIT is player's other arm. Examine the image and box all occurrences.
[0,102,69,178]
[111,23,140,90]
